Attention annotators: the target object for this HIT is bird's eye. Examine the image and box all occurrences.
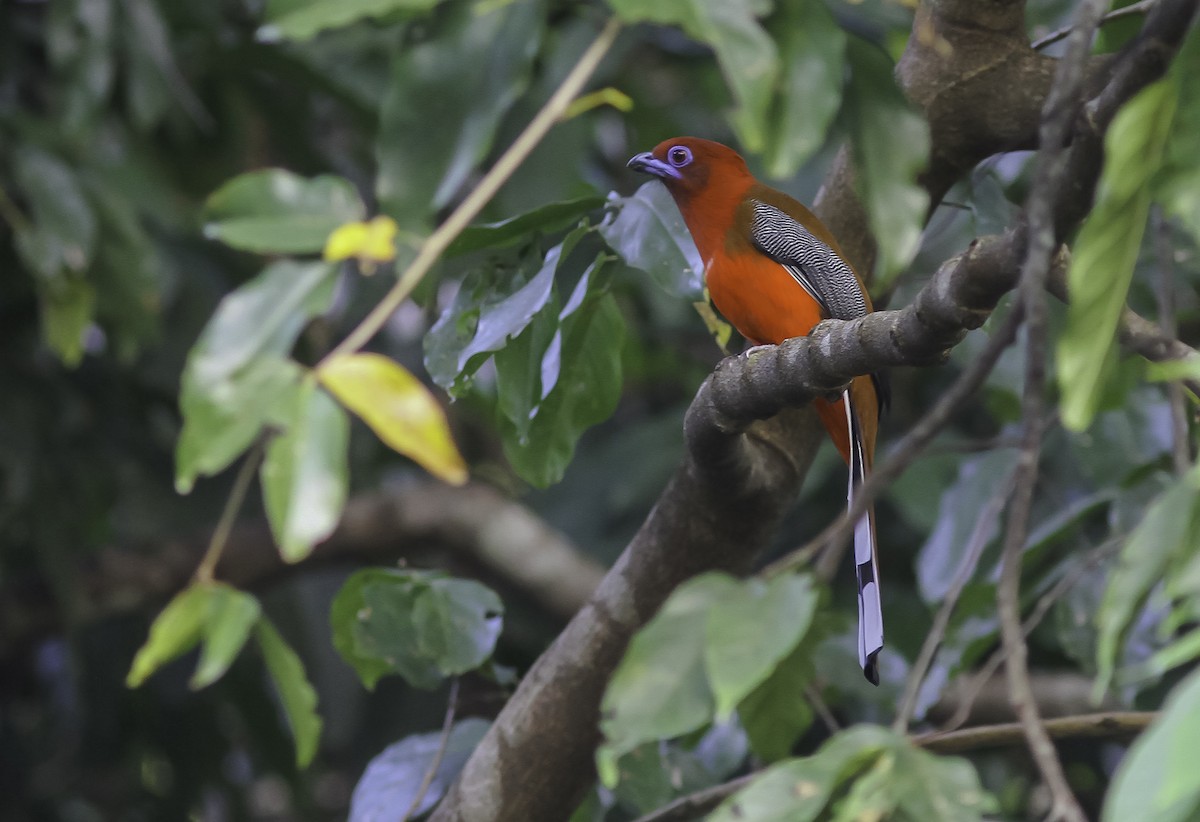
[667,146,693,167]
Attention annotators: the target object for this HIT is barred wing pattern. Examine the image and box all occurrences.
[749,201,868,321]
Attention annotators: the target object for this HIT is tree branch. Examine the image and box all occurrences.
[1,481,603,659]
[914,711,1156,754]
[996,0,1108,814]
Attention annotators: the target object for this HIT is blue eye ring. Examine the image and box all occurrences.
[667,145,693,167]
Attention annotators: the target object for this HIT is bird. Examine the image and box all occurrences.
[628,136,888,684]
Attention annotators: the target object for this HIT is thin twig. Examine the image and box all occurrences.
[998,3,1109,819]
[1152,207,1191,475]
[402,678,461,822]
[805,683,841,734]
[1032,0,1159,50]
[632,774,755,822]
[320,18,622,366]
[766,301,1025,580]
[893,467,1021,734]
[193,443,264,583]
[916,711,1156,753]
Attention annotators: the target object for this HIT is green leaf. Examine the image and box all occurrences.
[39,277,96,367]
[705,574,817,720]
[259,0,443,42]
[12,145,98,281]
[711,726,994,822]
[175,260,338,492]
[127,583,265,690]
[121,0,203,131]
[738,640,815,763]
[492,283,562,442]
[359,577,444,690]
[331,570,396,690]
[203,170,365,254]
[126,584,213,687]
[46,0,116,132]
[184,259,336,389]
[836,742,996,822]
[711,726,892,822]
[349,718,491,821]
[1094,0,1146,53]
[500,289,625,487]
[446,196,606,257]
[1156,29,1200,249]
[1057,78,1178,431]
[1095,465,1200,695]
[261,381,350,563]
[597,573,739,779]
[599,182,704,298]
[80,173,163,359]
[843,38,930,285]
[330,569,503,690]
[191,586,262,689]
[763,0,845,179]
[177,357,304,493]
[606,0,778,152]
[609,724,749,815]
[257,619,323,768]
[317,353,468,485]
[1125,626,1200,684]
[376,0,543,226]
[916,448,1020,603]
[413,577,505,674]
[1104,666,1200,822]
[425,228,585,393]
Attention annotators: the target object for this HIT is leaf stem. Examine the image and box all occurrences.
[194,444,264,583]
[320,17,622,367]
[402,677,460,822]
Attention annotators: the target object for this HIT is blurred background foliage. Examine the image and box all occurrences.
[1,0,1199,820]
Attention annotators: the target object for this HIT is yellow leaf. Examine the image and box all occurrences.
[561,87,634,121]
[693,293,732,355]
[317,353,468,485]
[323,215,398,267]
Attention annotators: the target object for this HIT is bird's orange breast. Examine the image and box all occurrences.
[705,248,825,346]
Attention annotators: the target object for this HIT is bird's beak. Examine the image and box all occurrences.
[627,151,681,180]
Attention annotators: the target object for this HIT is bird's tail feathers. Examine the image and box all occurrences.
[845,392,883,685]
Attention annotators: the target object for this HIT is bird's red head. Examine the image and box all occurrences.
[627,137,754,202]
[627,137,758,262]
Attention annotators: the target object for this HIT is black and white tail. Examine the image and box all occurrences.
[845,391,883,684]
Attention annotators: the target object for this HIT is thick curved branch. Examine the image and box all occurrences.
[914,711,1156,754]
[0,482,602,659]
